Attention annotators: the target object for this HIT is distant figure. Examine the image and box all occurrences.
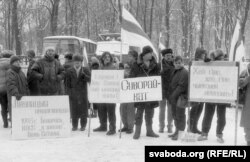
[26,50,39,95]
[63,53,74,70]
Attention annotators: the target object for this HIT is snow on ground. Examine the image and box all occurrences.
[0,105,246,162]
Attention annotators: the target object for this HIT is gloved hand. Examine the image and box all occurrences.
[204,57,211,63]
[15,94,22,101]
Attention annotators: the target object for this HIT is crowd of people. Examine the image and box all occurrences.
[0,45,249,146]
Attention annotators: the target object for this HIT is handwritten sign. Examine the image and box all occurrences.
[189,61,238,103]
[120,76,162,103]
[11,96,71,140]
[89,70,124,103]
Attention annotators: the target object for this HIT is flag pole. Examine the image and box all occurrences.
[119,6,124,139]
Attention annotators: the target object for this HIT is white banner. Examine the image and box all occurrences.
[189,64,238,103]
[120,76,162,103]
[88,70,124,103]
[12,96,71,140]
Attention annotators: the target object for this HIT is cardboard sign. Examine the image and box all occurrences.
[189,61,238,103]
[12,96,71,140]
[120,76,162,103]
[89,70,124,103]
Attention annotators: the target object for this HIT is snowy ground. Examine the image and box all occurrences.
[0,105,246,162]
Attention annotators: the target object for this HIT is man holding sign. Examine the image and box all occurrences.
[130,46,160,140]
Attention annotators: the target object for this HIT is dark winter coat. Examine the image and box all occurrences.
[161,59,175,100]
[240,69,250,129]
[31,58,65,95]
[129,59,160,109]
[65,66,91,119]
[0,58,10,94]
[169,67,189,105]
[6,65,29,111]
[27,59,40,95]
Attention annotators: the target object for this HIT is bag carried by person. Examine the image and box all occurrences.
[177,94,188,108]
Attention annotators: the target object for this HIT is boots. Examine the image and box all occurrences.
[2,112,8,128]
[146,125,159,138]
[167,125,173,133]
[171,131,179,140]
[168,129,178,138]
[133,125,141,140]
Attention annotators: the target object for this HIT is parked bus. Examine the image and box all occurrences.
[43,36,97,66]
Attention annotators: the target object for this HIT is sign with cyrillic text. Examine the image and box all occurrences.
[11,96,71,140]
[189,61,238,103]
[120,76,162,103]
[89,70,124,103]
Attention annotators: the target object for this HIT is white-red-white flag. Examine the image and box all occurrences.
[121,7,158,60]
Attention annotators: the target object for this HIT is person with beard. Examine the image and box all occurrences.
[6,56,29,122]
[26,50,40,95]
[159,48,174,133]
[93,52,118,135]
[65,55,91,131]
[31,48,65,95]
[130,46,160,140]
[168,55,189,140]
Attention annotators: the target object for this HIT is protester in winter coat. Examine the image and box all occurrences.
[168,55,189,140]
[239,63,250,145]
[26,50,39,95]
[65,55,91,131]
[189,47,207,134]
[93,52,118,135]
[6,56,29,122]
[31,48,65,95]
[119,50,137,134]
[0,51,13,128]
[197,49,228,143]
[159,48,174,133]
[129,46,160,139]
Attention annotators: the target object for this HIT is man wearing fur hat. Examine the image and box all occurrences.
[130,46,160,139]
[65,54,91,131]
[6,55,29,122]
[31,48,65,95]
[159,48,174,133]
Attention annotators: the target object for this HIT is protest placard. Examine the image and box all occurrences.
[120,76,162,103]
[88,70,124,103]
[11,96,71,140]
[189,61,239,103]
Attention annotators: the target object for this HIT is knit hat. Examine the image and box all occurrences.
[64,53,73,60]
[10,55,20,64]
[194,47,207,61]
[140,46,153,58]
[27,50,35,58]
[128,50,138,60]
[91,56,100,65]
[214,49,224,61]
[73,54,83,62]
[1,50,14,58]
[161,48,173,56]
